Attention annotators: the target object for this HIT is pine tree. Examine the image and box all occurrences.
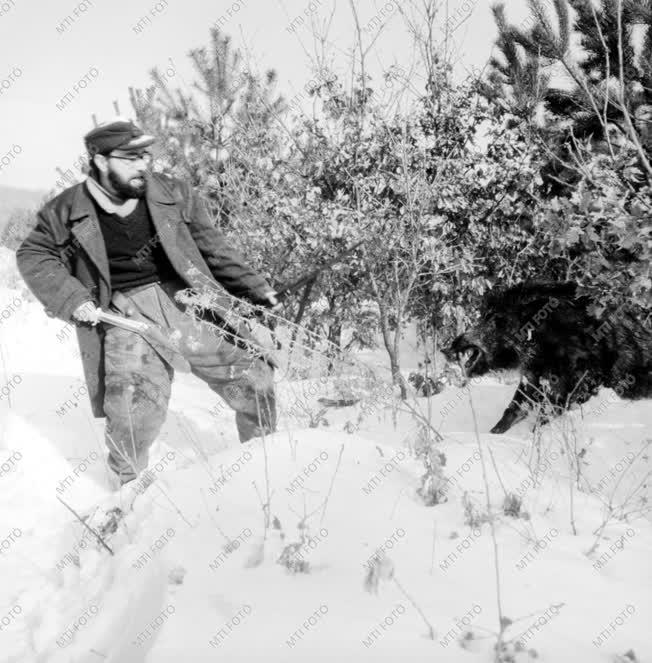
[485,0,652,182]
[129,28,286,220]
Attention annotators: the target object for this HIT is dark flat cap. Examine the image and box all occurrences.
[84,118,156,156]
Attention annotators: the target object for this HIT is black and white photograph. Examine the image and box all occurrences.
[0,0,650,660]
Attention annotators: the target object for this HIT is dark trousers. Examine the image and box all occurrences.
[102,278,276,484]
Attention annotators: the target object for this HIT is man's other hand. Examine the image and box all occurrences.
[72,300,100,326]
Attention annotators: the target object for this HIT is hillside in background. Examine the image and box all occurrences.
[0,184,46,230]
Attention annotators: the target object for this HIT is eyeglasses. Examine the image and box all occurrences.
[108,152,153,165]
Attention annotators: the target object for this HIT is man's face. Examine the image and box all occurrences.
[103,149,152,198]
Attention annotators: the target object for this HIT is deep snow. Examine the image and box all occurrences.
[1,278,651,663]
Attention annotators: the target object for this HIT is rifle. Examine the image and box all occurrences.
[94,308,192,373]
[272,239,364,303]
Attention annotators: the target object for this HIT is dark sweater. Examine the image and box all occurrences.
[91,197,178,291]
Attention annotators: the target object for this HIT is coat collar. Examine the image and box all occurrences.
[69,180,97,222]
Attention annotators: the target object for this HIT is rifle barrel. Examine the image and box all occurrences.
[273,240,363,300]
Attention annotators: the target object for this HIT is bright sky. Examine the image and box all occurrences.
[0,0,532,191]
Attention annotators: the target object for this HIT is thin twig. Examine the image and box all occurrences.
[488,447,509,499]
[56,495,114,556]
[252,480,273,542]
[399,398,444,442]
[320,443,344,524]
[466,389,505,658]
[393,576,436,640]
[255,391,273,538]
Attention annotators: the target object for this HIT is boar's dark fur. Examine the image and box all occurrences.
[447,281,651,434]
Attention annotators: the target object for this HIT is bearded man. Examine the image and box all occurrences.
[16,118,279,490]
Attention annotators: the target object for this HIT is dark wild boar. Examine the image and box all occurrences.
[447,281,651,433]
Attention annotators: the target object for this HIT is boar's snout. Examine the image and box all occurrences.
[447,332,489,376]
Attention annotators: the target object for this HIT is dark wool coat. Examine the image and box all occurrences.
[16,172,274,417]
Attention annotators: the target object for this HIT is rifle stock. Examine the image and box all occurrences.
[95,308,192,373]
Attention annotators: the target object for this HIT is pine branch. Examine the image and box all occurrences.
[554,0,571,49]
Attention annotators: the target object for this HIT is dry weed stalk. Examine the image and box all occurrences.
[465,387,507,660]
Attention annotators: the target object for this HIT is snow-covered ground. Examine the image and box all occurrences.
[1,276,651,663]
